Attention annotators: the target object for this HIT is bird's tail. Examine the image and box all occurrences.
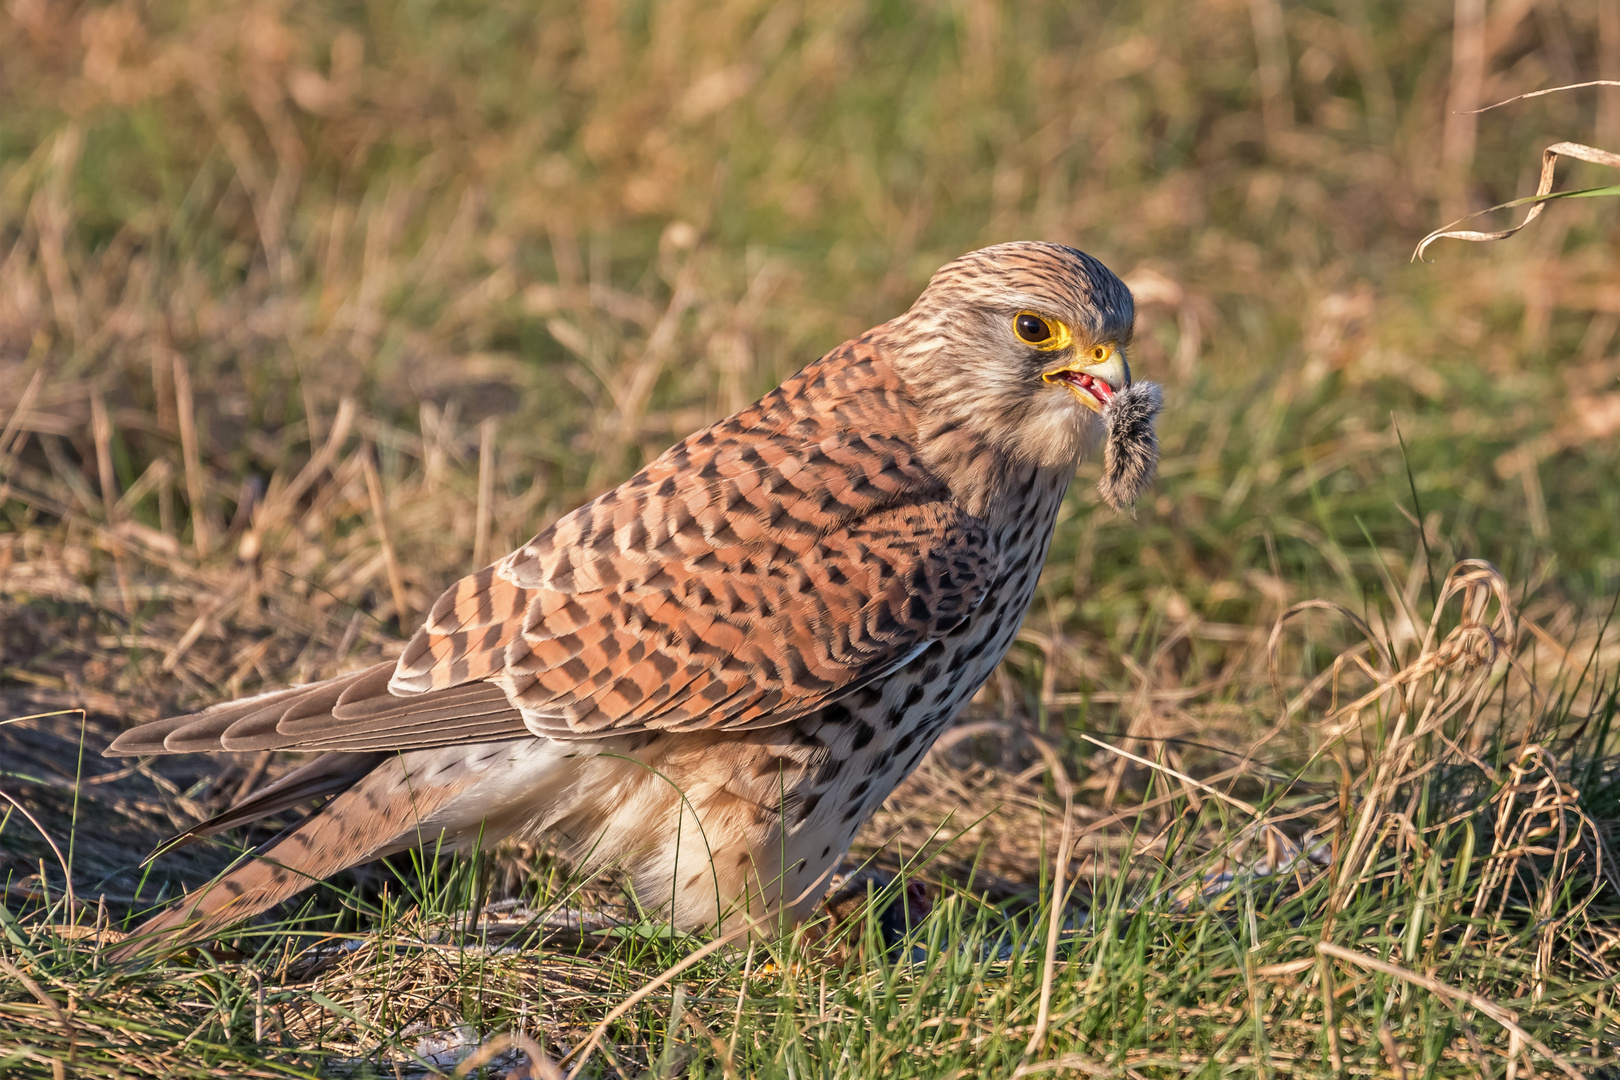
[108,754,460,963]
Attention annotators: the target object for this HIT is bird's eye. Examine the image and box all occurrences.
[1014,312,1052,344]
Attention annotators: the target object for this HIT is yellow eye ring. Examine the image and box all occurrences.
[1012,311,1073,351]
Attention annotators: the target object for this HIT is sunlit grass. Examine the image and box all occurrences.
[2,0,1619,1076]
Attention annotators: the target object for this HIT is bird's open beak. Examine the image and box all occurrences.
[1041,350,1130,415]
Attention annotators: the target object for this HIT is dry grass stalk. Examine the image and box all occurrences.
[1021,737,1075,1059]
[1418,140,1620,260]
[1468,80,1620,115]
[170,356,209,559]
[360,442,410,630]
[473,416,496,571]
[87,391,115,524]
[1440,0,1487,218]
[451,1030,561,1080]
[1317,942,1584,1080]
[0,787,75,914]
[0,367,46,510]
[1246,0,1292,146]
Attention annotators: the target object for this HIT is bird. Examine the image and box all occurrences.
[104,241,1159,961]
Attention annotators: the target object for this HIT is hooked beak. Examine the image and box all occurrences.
[1041,350,1130,415]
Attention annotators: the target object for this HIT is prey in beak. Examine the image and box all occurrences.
[1009,310,1158,510]
[1041,342,1129,414]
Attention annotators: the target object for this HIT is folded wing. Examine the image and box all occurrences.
[109,348,995,755]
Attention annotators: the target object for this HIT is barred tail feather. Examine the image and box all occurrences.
[108,755,459,962]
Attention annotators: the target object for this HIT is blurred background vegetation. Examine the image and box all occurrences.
[2,2,1619,1075]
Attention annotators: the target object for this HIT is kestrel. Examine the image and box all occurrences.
[105,242,1161,959]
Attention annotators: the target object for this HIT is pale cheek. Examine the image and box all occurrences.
[1077,406,1106,456]
[1012,392,1096,469]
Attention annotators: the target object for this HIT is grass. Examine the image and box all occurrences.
[2,0,1619,1076]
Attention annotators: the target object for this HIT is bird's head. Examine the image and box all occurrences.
[886,241,1136,472]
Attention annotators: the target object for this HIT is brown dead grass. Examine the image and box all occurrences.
[2,0,1620,1075]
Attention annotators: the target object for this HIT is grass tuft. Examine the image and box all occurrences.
[3,0,1619,1076]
